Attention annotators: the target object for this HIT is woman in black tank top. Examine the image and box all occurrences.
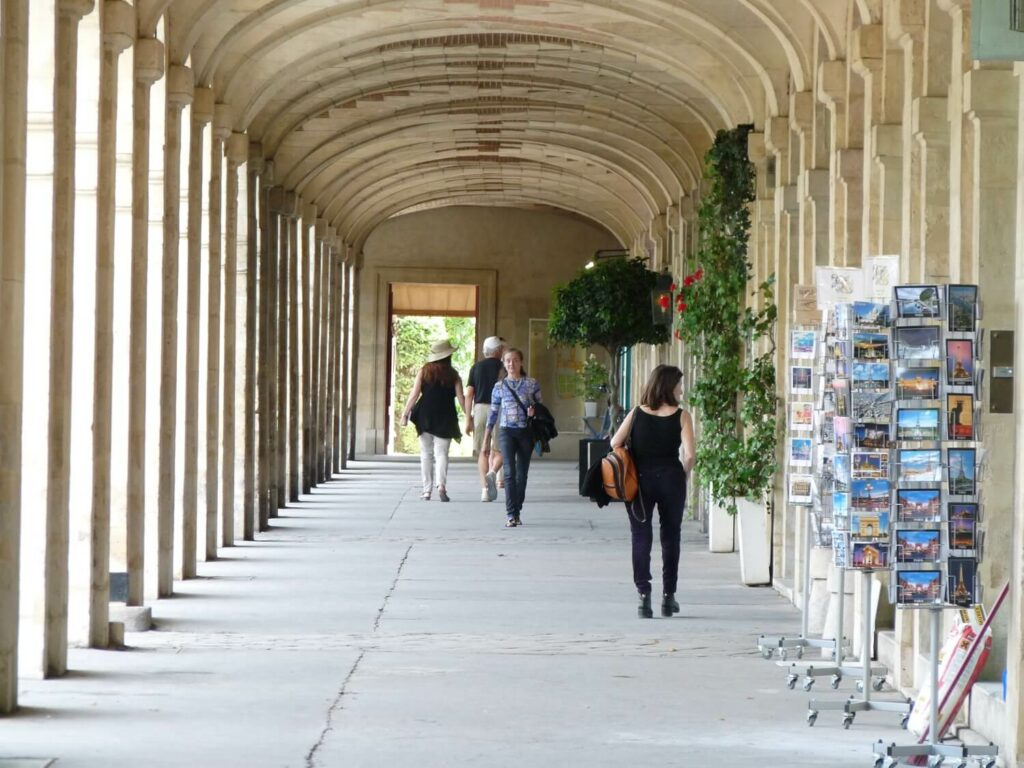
[610,365,697,619]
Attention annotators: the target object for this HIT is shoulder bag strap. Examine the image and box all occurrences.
[504,380,530,418]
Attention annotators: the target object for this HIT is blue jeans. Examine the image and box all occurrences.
[498,427,533,518]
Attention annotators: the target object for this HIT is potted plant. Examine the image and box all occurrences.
[576,354,609,418]
[674,126,779,583]
[548,257,669,426]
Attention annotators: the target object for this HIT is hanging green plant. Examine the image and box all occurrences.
[675,126,779,515]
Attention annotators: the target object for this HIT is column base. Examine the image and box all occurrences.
[109,605,152,632]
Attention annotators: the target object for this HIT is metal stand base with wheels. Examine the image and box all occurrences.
[807,570,909,728]
[872,601,1001,767]
[758,508,848,679]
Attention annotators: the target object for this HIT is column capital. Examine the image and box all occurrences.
[101,0,134,53]
[268,186,285,212]
[263,160,276,185]
[59,0,95,20]
[800,169,829,199]
[213,104,233,141]
[315,219,328,240]
[134,37,165,85]
[781,184,799,214]
[746,131,766,163]
[764,115,789,155]
[872,123,902,157]
[192,86,214,124]
[789,91,814,135]
[281,191,299,218]
[851,24,883,76]
[912,96,950,144]
[226,133,248,166]
[167,64,194,109]
[302,203,317,222]
[817,60,847,108]
[964,69,1018,118]
[836,148,864,181]
[936,0,969,13]
[888,0,926,44]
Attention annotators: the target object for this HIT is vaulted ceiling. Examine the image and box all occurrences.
[147,0,849,246]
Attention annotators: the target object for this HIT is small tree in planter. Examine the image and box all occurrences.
[548,257,669,425]
[675,126,779,516]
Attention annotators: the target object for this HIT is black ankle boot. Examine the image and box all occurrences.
[638,593,653,619]
[662,593,680,617]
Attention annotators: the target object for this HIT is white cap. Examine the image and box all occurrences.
[482,336,505,354]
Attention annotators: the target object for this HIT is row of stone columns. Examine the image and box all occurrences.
[0,4,353,714]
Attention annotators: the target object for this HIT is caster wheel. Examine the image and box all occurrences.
[806,710,818,727]
[761,648,773,660]
[796,645,804,659]
[786,674,798,690]
[873,758,885,768]
[842,712,854,729]
[779,648,788,661]
[802,677,815,692]
[872,678,886,692]
[856,680,864,693]
[899,713,910,730]
[830,674,842,690]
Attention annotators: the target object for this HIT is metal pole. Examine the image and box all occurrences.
[835,566,845,662]
[862,569,872,702]
[800,508,812,639]
[929,606,940,746]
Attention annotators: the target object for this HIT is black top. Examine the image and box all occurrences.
[630,408,683,470]
[467,357,504,405]
[413,379,462,440]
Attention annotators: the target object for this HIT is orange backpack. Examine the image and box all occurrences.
[601,408,639,501]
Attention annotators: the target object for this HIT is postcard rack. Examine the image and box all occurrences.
[871,284,997,766]
[757,324,845,667]
[802,302,908,727]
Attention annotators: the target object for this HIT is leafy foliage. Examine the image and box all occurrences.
[548,257,669,423]
[392,315,475,454]
[573,354,609,400]
[674,126,779,515]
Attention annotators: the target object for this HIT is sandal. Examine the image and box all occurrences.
[438,489,450,502]
[420,491,431,501]
[505,518,518,528]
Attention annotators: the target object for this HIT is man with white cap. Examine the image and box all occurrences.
[465,335,505,501]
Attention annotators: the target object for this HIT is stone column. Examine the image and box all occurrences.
[89,0,132,648]
[277,194,294,507]
[0,0,29,713]
[243,150,262,540]
[309,223,325,485]
[181,83,210,578]
[125,36,162,606]
[222,130,246,547]
[205,103,229,557]
[324,241,338,475]
[1008,56,1024,768]
[871,124,904,255]
[317,232,332,482]
[964,65,1017,685]
[266,185,281,518]
[157,63,193,597]
[894,1,926,280]
[288,210,301,501]
[346,257,360,467]
[912,96,950,282]
[258,177,273,529]
[337,246,350,475]
[300,206,315,494]
[42,0,95,676]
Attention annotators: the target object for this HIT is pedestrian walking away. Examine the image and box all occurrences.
[400,339,465,502]
[609,364,696,619]
[465,335,506,502]
[484,347,541,527]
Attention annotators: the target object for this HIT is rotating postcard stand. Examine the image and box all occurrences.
[757,507,845,666]
[873,601,1000,768]
[806,565,910,727]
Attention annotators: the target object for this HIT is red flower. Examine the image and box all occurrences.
[694,268,703,280]
[679,302,688,311]
[683,275,695,287]
[670,283,677,292]
[673,329,681,340]
[658,294,670,310]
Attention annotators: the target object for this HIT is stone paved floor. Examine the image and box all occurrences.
[0,459,914,767]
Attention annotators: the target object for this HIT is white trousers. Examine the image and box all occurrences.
[419,433,451,493]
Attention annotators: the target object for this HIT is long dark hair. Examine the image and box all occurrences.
[422,357,459,387]
[640,364,683,409]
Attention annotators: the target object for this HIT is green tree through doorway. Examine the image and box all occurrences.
[392,315,476,455]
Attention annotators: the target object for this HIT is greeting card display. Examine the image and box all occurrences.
[896,366,940,399]
[895,285,940,318]
[947,285,977,332]
[895,326,941,360]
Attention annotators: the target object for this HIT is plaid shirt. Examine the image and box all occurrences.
[487,377,542,429]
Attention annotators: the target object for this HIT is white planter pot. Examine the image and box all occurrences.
[707,495,736,553]
[736,497,771,586]
[583,400,598,418]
